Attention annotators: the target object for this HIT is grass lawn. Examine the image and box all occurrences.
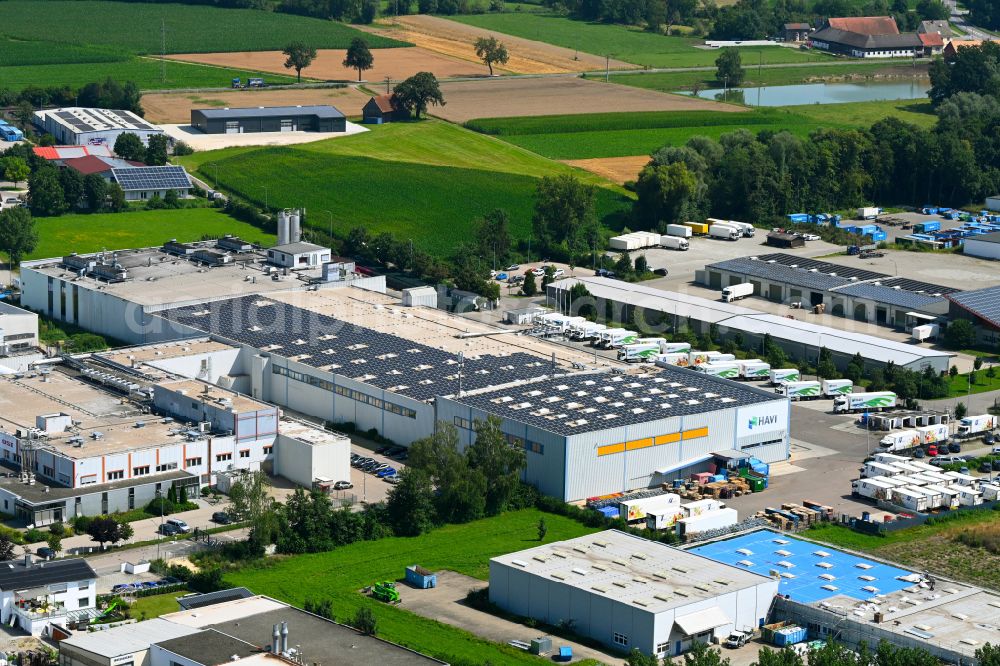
[447,12,831,68]
[947,370,1000,397]
[0,57,298,93]
[807,512,1000,590]
[27,208,274,261]
[785,98,936,129]
[0,1,406,54]
[607,62,929,93]
[180,120,632,257]
[128,593,186,620]
[226,509,598,665]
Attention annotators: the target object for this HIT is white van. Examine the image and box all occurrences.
[165,518,190,533]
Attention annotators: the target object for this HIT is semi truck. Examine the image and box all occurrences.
[878,430,920,452]
[821,379,853,397]
[709,219,755,237]
[619,342,662,363]
[778,381,822,400]
[738,360,771,380]
[682,221,709,235]
[722,283,754,302]
[696,362,740,379]
[709,223,741,241]
[956,415,997,438]
[832,391,897,414]
[659,236,689,251]
[665,224,692,238]
[596,328,636,348]
[769,369,800,385]
[568,321,606,341]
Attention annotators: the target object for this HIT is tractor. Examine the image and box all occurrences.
[371,581,400,604]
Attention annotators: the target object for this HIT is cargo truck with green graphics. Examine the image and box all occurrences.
[738,360,771,380]
[821,379,853,397]
[619,342,661,363]
[769,368,800,385]
[697,363,740,379]
[777,381,822,400]
[833,391,897,413]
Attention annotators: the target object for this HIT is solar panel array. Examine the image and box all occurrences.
[158,295,563,401]
[709,258,851,291]
[455,365,777,435]
[754,253,888,281]
[876,276,960,296]
[831,283,946,309]
[112,166,192,192]
[948,286,1000,328]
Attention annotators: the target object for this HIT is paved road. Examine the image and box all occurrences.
[943,0,995,41]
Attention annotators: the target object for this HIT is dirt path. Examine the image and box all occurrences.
[432,76,743,122]
[166,46,490,84]
[361,15,635,74]
[142,87,372,124]
[564,156,650,184]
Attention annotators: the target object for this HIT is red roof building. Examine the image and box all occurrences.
[917,32,945,54]
[362,95,398,124]
[944,39,984,59]
[60,155,144,177]
[827,16,900,35]
[32,145,114,161]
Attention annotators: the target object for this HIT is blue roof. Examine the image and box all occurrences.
[708,258,851,291]
[831,283,946,309]
[689,530,913,604]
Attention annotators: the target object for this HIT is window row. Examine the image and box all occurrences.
[273,365,416,418]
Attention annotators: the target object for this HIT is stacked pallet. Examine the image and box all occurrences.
[781,502,821,525]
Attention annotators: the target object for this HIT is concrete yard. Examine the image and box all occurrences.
[161,121,368,150]
[396,570,622,664]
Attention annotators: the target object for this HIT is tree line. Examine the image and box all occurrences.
[632,43,1000,229]
[2,78,144,137]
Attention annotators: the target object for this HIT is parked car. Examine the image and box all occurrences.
[992,445,1000,455]
[384,475,401,485]
[141,581,159,589]
[948,441,962,453]
[652,268,668,276]
[552,268,565,278]
[334,480,353,490]
[912,447,925,458]
[801,234,821,241]
[375,446,391,455]
[159,523,180,536]
[930,455,964,466]
[36,547,57,560]
[992,460,1000,471]
[531,267,546,276]
[495,272,508,282]
[506,264,520,272]
[376,467,396,478]
[725,631,751,649]
[112,583,138,593]
[165,518,190,533]
[980,462,993,474]
[926,444,939,457]
[211,511,232,524]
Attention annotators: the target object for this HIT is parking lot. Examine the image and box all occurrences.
[348,444,408,505]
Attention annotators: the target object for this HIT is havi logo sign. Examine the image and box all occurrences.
[737,403,786,437]
[748,414,779,430]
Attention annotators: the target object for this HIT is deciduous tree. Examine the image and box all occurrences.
[83,174,108,212]
[386,467,436,536]
[114,132,145,162]
[3,157,29,188]
[28,167,65,217]
[282,42,317,83]
[144,134,169,166]
[0,204,38,266]
[715,47,745,86]
[474,36,509,76]
[391,72,445,119]
[343,38,374,82]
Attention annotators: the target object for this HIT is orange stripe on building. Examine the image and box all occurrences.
[626,438,653,451]
[101,457,105,482]
[682,427,709,440]
[655,433,681,445]
[597,443,625,456]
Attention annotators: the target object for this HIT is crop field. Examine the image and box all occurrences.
[227,509,597,666]
[0,37,126,67]
[181,122,631,257]
[447,12,831,68]
[27,208,274,261]
[0,1,406,55]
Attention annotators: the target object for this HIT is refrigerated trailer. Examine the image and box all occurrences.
[597,329,637,348]
[722,283,754,302]
[769,369,801,385]
[660,342,692,354]
[709,224,741,241]
[689,351,735,366]
[821,379,853,397]
[739,360,771,381]
[778,381,822,400]
[878,430,920,452]
[708,219,755,237]
[915,424,949,445]
[655,352,691,367]
[956,415,997,438]
[696,362,740,379]
[659,236,689,250]
[619,342,662,363]
[665,224,692,238]
[833,392,897,413]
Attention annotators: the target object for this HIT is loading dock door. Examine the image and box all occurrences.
[768,284,783,302]
[876,307,887,324]
[709,272,722,289]
[809,291,824,306]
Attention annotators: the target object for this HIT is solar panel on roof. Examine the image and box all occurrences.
[112,166,191,191]
[949,286,1000,328]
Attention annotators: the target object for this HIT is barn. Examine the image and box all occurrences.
[191,106,346,134]
[362,95,397,124]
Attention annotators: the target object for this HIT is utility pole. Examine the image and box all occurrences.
[161,19,167,85]
[605,54,610,82]
[384,76,391,95]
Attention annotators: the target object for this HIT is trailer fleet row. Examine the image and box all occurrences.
[852,452,992,512]
[607,220,756,251]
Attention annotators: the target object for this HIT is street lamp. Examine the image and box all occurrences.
[155,489,164,560]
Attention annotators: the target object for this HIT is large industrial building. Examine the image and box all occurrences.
[947,285,1000,346]
[962,230,1000,261]
[547,276,953,374]
[190,105,347,134]
[32,107,163,147]
[490,530,779,658]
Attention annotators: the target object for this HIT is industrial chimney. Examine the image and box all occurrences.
[277,211,290,246]
[280,621,289,653]
[272,623,281,654]
[289,211,301,244]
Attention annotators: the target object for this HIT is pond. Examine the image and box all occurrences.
[683,80,931,107]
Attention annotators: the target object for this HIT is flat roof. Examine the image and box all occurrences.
[59,618,200,657]
[492,529,773,614]
[0,557,96,590]
[0,301,35,317]
[966,231,1000,245]
[157,378,270,414]
[271,242,328,255]
[831,283,946,310]
[0,469,196,504]
[195,105,345,120]
[708,257,852,292]
[155,629,256,663]
[451,365,780,436]
[100,339,237,367]
[279,418,349,447]
[35,107,160,134]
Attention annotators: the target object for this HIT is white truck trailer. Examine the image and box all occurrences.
[708,219,755,237]
[689,351,735,366]
[709,223,741,241]
[878,430,920,452]
[821,379,853,397]
[569,321,606,341]
[858,207,880,220]
[696,362,740,379]
[660,342,691,354]
[862,461,903,478]
[778,381,822,400]
[739,360,771,381]
[655,352,691,367]
[659,235,689,251]
[665,224,692,238]
[619,342,662,363]
[956,415,997,438]
[911,324,939,342]
[851,477,896,500]
[597,329,637,348]
[769,368,800,385]
[891,487,929,512]
[676,507,738,537]
[722,283,754,302]
[620,493,680,523]
[915,424,949,445]
[832,391,897,414]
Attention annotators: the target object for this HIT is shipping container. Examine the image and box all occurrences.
[858,207,880,220]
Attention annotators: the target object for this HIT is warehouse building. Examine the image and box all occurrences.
[490,530,779,658]
[962,230,1000,261]
[437,366,790,501]
[191,105,347,134]
[547,276,953,374]
[32,107,163,146]
[947,285,1000,346]
[0,301,39,354]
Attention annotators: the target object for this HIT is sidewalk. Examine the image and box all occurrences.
[23,498,232,557]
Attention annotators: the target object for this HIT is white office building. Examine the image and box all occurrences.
[32,107,163,147]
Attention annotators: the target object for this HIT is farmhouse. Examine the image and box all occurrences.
[191,105,346,134]
[944,39,983,59]
[33,108,163,147]
[362,95,398,124]
[809,16,922,58]
[782,22,814,42]
[918,19,953,39]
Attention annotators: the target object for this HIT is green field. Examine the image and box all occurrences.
[27,208,274,261]
[448,12,830,68]
[0,1,406,54]
[180,120,631,256]
[608,62,930,93]
[0,37,127,67]
[0,57,298,93]
[227,509,598,666]
[128,593,186,620]
[464,100,937,160]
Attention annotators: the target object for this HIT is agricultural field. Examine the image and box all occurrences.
[0,1,406,54]
[178,120,631,257]
[227,509,598,666]
[447,12,832,68]
[143,87,372,124]
[786,98,936,129]
[26,208,274,261]
[0,37,126,67]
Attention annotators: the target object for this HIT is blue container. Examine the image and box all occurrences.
[405,565,438,589]
[773,626,808,646]
[862,511,871,522]
[598,506,620,519]
[558,647,573,661]
[916,221,941,233]
[711,474,727,483]
[672,479,684,489]
[787,213,809,223]
[870,231,887,242]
